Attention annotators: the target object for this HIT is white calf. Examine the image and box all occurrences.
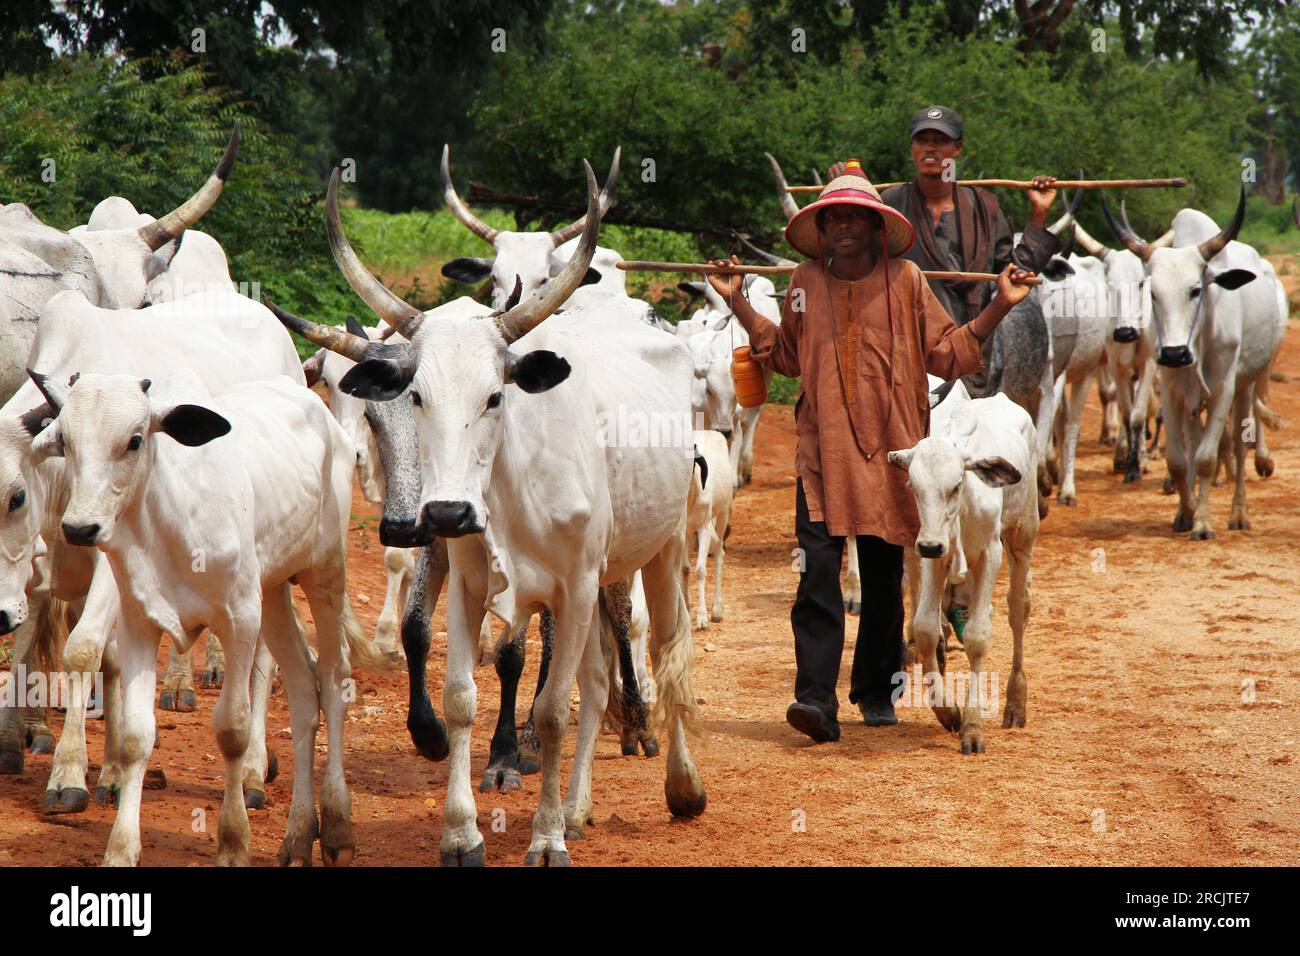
[888,392,1038,754]
[683,430,736,630]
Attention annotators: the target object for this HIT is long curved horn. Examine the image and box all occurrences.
[1046,175,1085,236]
[1071,220,1111,260]
[1151,227,1176,249]
[810,167,823,186]
[263,297,371,363]
[549,147,620,245]
[137,122,240,251]
[495,160,599,344]
[441,144,498,243]
[325,168,426,339]
[733,230,794,267]
[1197,186,1245,263]
[1101,192,1152,261]
[765,152,800,220]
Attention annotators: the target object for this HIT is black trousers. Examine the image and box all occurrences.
[792,479,905,721]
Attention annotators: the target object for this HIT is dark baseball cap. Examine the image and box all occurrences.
[909,105,963,141]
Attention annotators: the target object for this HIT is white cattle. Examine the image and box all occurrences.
[888,390,1038,754]
[27,369,381,867]
[1103,190,1285,538]
[683,430,736,630]
[550,237,674,332]
[438,145,618,309]
[280,162,706,866]
[0,289,321,814]
[1072,220,1161,482]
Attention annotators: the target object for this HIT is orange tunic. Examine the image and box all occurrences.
[747,257,985,545]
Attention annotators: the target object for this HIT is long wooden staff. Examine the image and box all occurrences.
[786,177,1187,194]
[617,260,1043,285]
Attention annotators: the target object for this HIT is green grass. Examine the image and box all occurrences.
[1207,193,1300,257]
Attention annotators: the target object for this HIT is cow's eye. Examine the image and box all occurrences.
[127,435,143,452]
[8,489,25,512]
[1189,287,1200,299]
[411,391,422,408]
[952,483,962,495]
[486,391,503,410]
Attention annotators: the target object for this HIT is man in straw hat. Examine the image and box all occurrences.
[707,161,1036,743]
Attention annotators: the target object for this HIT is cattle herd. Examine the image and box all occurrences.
[0,126,1291,865]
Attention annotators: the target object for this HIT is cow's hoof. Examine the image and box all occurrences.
[666,782,708,820]
[28,732,55,755]
[523,847,570,867]
[1255,456,1275,478]
[264,751,279,784]
[408,715,449,762]
[143,768,167,790]
[1228,515,1250,531]
[94,784,119,806]
[320,843,354,867]
[244,789,266,810]
[1037,499,1049,521]
[621,738,639,756]
[934,706,962,733]
[1002,706,1026,729]
[0,750,22,775]
[1123,468,1141,484]
[44,787,90,814]
[1057,494,1077,507]
[1161,476,1175,495]
[159,686,194,712]
[639,735,660,758]
[1171,512,1193,533]
[960,729,986,755]
[1190,527,1216,541]
[440,843,485,867]
[479,765,524,794]
[694,616,708,631]
[198,667,224,689]
[848,600,861,615]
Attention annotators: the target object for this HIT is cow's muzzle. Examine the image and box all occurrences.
[379,516,431,548]
[1112,327,1139,343]
[61,521,102,547]
[1157,345,1193,368]
[916,541,945,559]
[421,501,484,537]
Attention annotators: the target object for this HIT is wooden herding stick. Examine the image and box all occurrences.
[786,177,1187,194]
[617,261,1043,285]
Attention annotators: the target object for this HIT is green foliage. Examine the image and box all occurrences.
[768,373,799,405]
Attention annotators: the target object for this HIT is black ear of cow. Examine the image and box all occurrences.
[18,404,54,437]
[505,350,570,394]
[345,314,368,338]
[929,379,955,407]
[580,267,601,288]
[678,281,706,298]
[442,257,495,284]
[1211,268,1256,291]
[1041,258,1075,281]
[694,446,709,490]
[339,358,417,401]
[160,405,232,447]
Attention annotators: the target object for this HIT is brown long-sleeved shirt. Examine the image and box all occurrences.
[748,256,984,545]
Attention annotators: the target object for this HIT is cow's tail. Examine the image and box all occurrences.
[33,595,67,678]
[651,586,700,742]
[1254,396,1285,431]
[339,594,394,671]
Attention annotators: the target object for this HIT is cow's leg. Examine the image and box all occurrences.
[843,535,862,615]
[198,633,224,688]
[260,584,320,866]
[1162,382,1195,532]
[209,611,259,867]
[1190,378,1233,541]
[958,544,1000,755]
[518,609,554,775]
[1032,364,1056,502]
[913,554,960,732]
[1047,373,1065,488]
[20,594,58,755]
[1097,358,1120,445]
[740,407,760,485]
[297,574,358,867]
[1057,370,1094,506]
[46,570,119,813]
[1228,386,1253,531]
[1128,356,1157,481]
[440,569,486,866]
[239,637,275,810]
[693,524,710,631]
[375,547,412,662]
[1252,366,1277,477]
[642,531,707,820]
[524,587,594,867]
[605,580,657,759]
[93,634,124,806]
[480,624,526,794]
[1112,359,1136,475]
[1002,540,1032,729]
[159,641,196,713]
[404,543,449,761]
[562,601,608,842]
[902,549,920,667]
[0,615,39,775]
[710,519,726,624]
[100,611,160,867]
[630,574,655,713]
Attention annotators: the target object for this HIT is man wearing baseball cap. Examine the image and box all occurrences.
[832,105,1060,336]
[705,162,1037,743]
